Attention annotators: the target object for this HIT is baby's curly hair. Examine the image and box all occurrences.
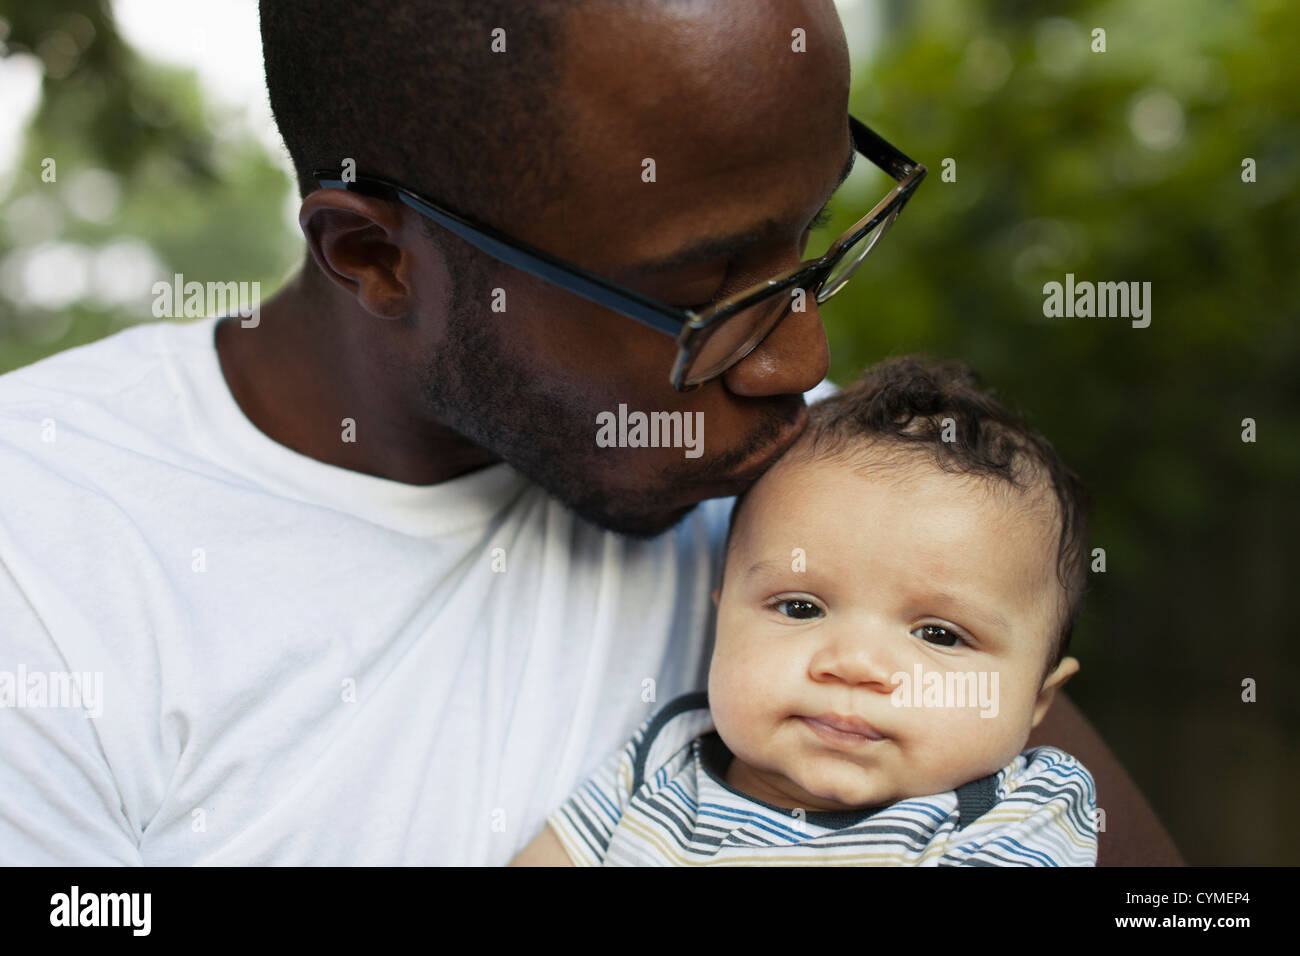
[725,356,1091,685]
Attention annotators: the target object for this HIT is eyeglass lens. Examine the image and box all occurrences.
[682,205,900,386]
[819,206,900,301]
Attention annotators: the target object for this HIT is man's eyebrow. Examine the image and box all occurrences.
[632,141,857,277]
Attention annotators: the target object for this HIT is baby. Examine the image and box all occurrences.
[511,356,1098,866]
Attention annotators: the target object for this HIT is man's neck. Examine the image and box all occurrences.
[213,272,499,485]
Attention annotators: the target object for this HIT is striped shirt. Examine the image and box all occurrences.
[548,692,1098,866]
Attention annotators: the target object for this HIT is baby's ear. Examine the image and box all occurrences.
[1030,656,1080,730]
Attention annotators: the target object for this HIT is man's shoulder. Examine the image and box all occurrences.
[0,321,221,554]
[1,320,174,392]
[0,319,211,457]
[0,320,198,432]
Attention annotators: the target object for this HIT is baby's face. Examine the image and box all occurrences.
[708,449,1077,812]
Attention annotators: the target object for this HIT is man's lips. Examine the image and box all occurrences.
[801,713,888,747]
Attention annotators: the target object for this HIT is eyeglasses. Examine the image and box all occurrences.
[315,114,924,391]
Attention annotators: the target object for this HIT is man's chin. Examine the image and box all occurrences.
[568,497,700,540]
[498,446,722,538]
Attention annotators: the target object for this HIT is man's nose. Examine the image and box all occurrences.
[720,295,831,398]
[807,621,902,691]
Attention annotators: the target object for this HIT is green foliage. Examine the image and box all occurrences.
[0,0,299,373]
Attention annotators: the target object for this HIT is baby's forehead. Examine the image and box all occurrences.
[781,438,1050,496]
[734,444,1067,618]
[744,441,1061,550]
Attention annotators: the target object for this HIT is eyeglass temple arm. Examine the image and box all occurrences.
[314,172,689,338]
[848,115,924,182]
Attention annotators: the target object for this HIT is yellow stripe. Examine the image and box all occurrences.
[548,812,598,867]
[958,805,1095,854]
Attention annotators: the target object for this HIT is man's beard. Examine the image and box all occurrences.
[416,268,800,538]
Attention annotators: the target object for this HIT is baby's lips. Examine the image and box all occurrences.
[804,713,887,740]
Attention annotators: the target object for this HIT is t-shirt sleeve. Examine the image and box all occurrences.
[937,747,1099,867]
[545,719,653,867]
[0,557,143,865]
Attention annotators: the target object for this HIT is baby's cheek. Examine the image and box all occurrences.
[706,648,748,728]
[906,708,1011,791]
[970,713,1027,779]
[975,679,1041,754]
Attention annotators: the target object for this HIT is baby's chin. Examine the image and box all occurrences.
[770,750,993,812]
[789,775,909,813]
[790,761,1022,812]
[743,758,911,813]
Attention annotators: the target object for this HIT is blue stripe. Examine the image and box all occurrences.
[664,778,699,812]
[699,806,812,843]
[982,836,1057,866]
[581,776,621,825]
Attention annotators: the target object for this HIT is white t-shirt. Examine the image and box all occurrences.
[0,315,740,865]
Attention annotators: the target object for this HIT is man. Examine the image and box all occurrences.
[0,0,1179,864]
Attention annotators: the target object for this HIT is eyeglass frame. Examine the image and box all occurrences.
[313,114,925,391]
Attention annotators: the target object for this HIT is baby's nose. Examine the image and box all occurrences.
[808,630,901,689]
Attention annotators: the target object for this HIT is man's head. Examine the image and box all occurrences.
[707,356,1090,811]
[259,0,856,535]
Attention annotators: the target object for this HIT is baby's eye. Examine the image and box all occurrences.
[912,624,964,647]
[773,599,823,620]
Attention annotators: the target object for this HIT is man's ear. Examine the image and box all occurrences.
[1030,655,1080,730]
[298,188,418,320]
[711,588,720,607]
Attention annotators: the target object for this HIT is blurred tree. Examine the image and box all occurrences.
[0,0,299,372]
